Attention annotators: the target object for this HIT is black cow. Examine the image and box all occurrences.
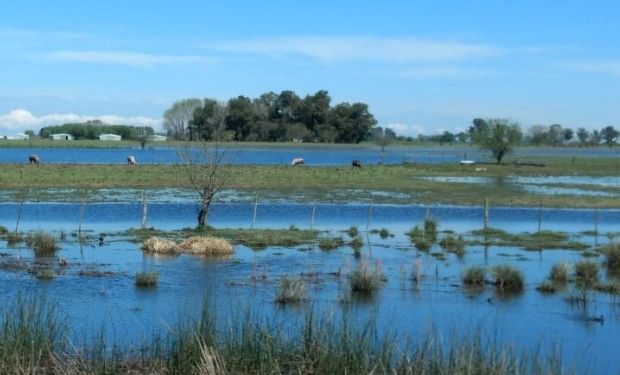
[351,160,362,168]
[29,155,40,164]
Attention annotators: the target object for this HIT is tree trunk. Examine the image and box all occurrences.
[197,190,212,228]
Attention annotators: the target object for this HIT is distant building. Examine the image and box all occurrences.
[2,133,30,140]
[99,133,122,141]
[50,133,74,140]
[149,134,167,141]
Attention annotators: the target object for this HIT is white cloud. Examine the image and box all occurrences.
[395,66,494,80]
[386,123,425,137]
[564,60,620,77]
[0,27,92,41]
[40,51,215,68]
[0,109,161,134]
[205,36,502,63]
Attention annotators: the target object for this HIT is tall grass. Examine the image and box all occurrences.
[135,271,159,287]
[574,260,598,285]
[0,296,577,374]
[349,261,384,293]
[549,262,570,283]
[25,231,59,256]
[601,243,620,270]
[275,276,308,304]
[492,265,524,291]
[462,266,486,286]
[424,217,438,243]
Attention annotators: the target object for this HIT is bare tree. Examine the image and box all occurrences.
[178,141,231,228]
[373,127,395,164]
[163,98,203,140]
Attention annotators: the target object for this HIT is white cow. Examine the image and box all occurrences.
[127,155,137,165]
[291,158,304,166]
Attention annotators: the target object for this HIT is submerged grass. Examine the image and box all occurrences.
[135,271,159,287]
[318,236,344,251]
[492,265,524,291]
[601,242,620,270]
[0,295,580,374]
[462,266,486,286]
[439,233,466,255]
[275,276,308,304]
[470,227,588,251]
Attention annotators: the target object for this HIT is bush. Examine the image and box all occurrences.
[439,234,466,256]
[575,260,598,284]
[135,271,159,287]
[602,243,620,270]
[462,266,485,286]
[318,236,344,250]
[379,228,390,239]
[275,277,308,304]
[492,265,524,291]
[27,231,59,256]
[349,261,383,293]
[549,262,569,283]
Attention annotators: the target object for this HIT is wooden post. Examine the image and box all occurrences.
[366,203,373,230]
[141,191,148,229]
[78,199,85,239]
[537,201,543,232]
[251,197,258,229]
[425,207,430,219]
[483,198,489,229]
[310,204,316,230]
[15,200,24,233]
[594,205,599,248]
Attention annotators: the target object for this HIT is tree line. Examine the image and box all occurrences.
[39,121,154,141]
[163,91,377,143]
[413,121,618,147]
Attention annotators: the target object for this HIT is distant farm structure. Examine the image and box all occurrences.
[99,133,122,141]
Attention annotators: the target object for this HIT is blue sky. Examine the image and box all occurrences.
[1,0,619,135]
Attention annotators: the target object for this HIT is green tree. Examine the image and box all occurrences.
[547,124,564,146]
[225,96,255,141]
[576,128,590,146]
[471,119,522,164]
[189,99,227,141]
[329,103,376,143]
[163,98,203,140]
[601,126,619,147]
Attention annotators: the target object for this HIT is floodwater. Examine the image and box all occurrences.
[1,201,620,373]
[1,145,618,165]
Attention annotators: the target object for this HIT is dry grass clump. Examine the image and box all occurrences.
[179,236,234,255]
[549,262,569,283]
[275,276,308,304]
[462,266,485,286]
[492,265,524,291]
[26,231,59,256]
[575,260,599,284]
[141,237,180,255]
[349,261,384,293]
[135,271,158,287]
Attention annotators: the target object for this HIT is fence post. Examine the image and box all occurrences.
[366,203,373,230]
[594,205,599,248]
[251,197,258,229]
[310,204,316,230]
[141,191,148,229]
[483,198,489,229]
[537,201,543,232]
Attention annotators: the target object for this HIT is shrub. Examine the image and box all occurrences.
[318,236,343,250]
[349,261,383,293]
[462,266,485,286]
[179,236,234,256]
[142,237,179,255]
[379,228,390,239]
[575,260,598,284]
[275,277,308,304]
[492,265,524,291]
[27,231,59,256]
[346,226,358,238]
[135,271,159,287]
[601,243,620,270]
[439,234,466,255]
[549,262,569,283]
[0,225,8,237]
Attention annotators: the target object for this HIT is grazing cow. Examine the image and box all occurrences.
[28,155,40,164]
[127,155,137,165]
[291,158,304,166]
[351,160,362,168]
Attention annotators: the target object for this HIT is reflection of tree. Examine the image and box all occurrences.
[178,141,231,228]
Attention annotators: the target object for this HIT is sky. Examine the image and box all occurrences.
[1,0,619,136]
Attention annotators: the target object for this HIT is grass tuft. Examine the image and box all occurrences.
[492,265,524,291]
[439,234,466,256]
[423,217,438,242]
[275,276,308,304]
[7,232,22,246]
[462,266,485,286]
[349,261,383,293]
[408,225,432,251]
[575,260,599,285]
[345,226,358,238]
[179,236,234,256]
[549,262,569,284]
[536,280,558,294]
[26,231,59,256]
[34,268,55,280]
[601,243,620,270]
[318,236,344,250]
[142,237,180,255]
[135,271,159,287]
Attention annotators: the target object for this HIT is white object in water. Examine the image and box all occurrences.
[459,160,475,165]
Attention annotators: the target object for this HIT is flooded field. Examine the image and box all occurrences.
[1,145,618,165]
[1,201,620,373]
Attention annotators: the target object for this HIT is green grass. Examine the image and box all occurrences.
[345,226,358,238]
[1,158,619,207]
[462,266,486,286]
[601,243,620,270]
[574,260,599,285]
[424,217,438,242]
[378,228,390,239]
[349,261,384,293]
[470,227,588,251]
[0,294,580,374]
[275,276,308,304]
[408,225,433,251]
[135,271,159,287]
[6,232,21,246]
[349,236,363,250]
[537,281,559,294]
[0,225,7,237]
[318,236,344,250]
[549,262,570,284]
[25,231,59,256]
[439,233,466,255]
[492,265,524,291]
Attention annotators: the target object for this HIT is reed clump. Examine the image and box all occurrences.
[34,268,55,280]
[349,261,384,293]
[409,225,432,251]
[575,260,599,284]
[318,236,344,250]
[135,271,159,287]
[601,243,620,270]
[26,231,59,256]
[462,266,486,286]
[549,262,570,284]
[142,237,179,255]
[346,226,358,238]
[424,217,438,242]
[179,236,234,255]
[6,232,22,246]
[492,265,524,291]
[275,276,308,304]
[439,233,466,256]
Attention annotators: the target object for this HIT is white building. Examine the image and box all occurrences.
[50,133,74,140]
[99,133,122,141]
[2,133,30,140]
[149,134,167,141]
